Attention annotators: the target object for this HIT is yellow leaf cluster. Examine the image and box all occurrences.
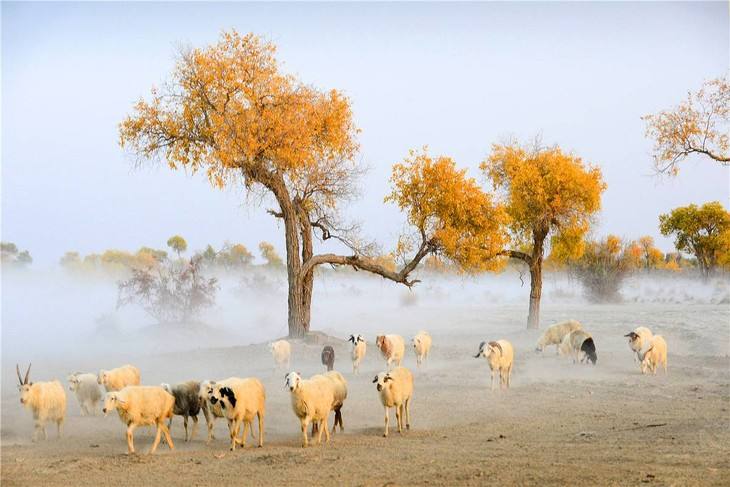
[387,148,508,272]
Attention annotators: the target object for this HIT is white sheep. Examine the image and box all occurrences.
[560,330,597,365]
[269,340,291,371]
[67,372,102,416]
[348,334,367,374]
[285,371,335,447]
[625,326,654,363]
[474,340,514,391]
[372,366,413,437]
[102,385,175,454]
[208,378,266,450]
[536,320,583,354]
[641,335,668,375]
[199,380,224,443]
[412,331,432,368]
[16,364,67,441]
[98,364,141,392]
[376,334,405,370]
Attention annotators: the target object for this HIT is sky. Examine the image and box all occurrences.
[2,1,729,267]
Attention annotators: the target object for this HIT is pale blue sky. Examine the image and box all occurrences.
[2,1,729,266]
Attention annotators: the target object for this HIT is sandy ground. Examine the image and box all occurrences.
[2,277,729,486]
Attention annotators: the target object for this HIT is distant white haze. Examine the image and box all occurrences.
[2,2,729,267]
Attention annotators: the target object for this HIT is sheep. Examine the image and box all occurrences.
[16,364,67,441]
[98,364,141,392]
[269,340,291,371]
[285,371,335,447]
[376,334,405,370]
[474,340,514,391]
[161,381,211,442]
[536,320,583,354]
[373,367,413,437]
[625,326,654,363]
[348,334,367,374]
[560,330,597,365]
[208,378,266,451]
[103,385,175,454]
[310,370,348,436]
[67,372,102,416]
[321,345,335,371]
[641,335,668,375]
[199,380,224,443]
[412,331,432,368]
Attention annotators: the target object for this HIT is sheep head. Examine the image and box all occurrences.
[209,385,237,409]
[372,372,393,392]
[102,392,125,415]
[98,370,108,386]
[16,363,32,404]
[285,372,303,392]
[67,373,81,392]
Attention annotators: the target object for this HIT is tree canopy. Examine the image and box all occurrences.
[643,76,729,175]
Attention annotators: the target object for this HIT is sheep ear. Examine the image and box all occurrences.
[372,376,378,383]
[384,375,393,382]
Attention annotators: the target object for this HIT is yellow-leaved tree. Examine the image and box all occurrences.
[643,76,729,175]
[119,31,505,337]
[481,140,606,328]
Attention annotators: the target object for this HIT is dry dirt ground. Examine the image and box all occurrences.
[2,303,729,486]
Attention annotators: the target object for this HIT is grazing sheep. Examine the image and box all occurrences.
[348,334,367,374]
[285,372,334,447]
[208,378,266,450]
[560,330,597,365]
[376,334,405,370]
[16,364,67,441]
[102,386,175,454]
[474,340,514,391]
[372,366,413,437]
[98,364,140,392]
[412,331,432,368]
[536,320,583,354]
[67,372,102,416]
[161,381,211,442]
[321,345,335,371]
[641,335,668,375]
[625,326,654,363]
[269,340,291,371]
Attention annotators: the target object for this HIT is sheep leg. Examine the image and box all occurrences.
[149,422,164,454]
[383,408,390,437]
[126,424,137,454]
[241,421,249,449]
[300,419,310,448]
[405,397,411,430]
[190,415,199,442]
[395,405,403,434]
[323,418,330,444]
[257,412,264,447]
[229,419,242,451]
[183,415,190,442]
[490,370,496,391]
[161,422,174,450]
[57,418,64,439]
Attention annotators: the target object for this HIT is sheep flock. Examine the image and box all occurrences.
[15,322,667,455]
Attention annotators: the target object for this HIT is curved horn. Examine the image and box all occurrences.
[16,364,23,385]
[24,363,31,384]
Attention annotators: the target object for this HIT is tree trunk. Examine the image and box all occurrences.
[526,230,547,330]
[527,262,542,329]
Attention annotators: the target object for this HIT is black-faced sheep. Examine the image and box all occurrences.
[625,326,653,362]
[208,378,266,450]
[348,334,367,374]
